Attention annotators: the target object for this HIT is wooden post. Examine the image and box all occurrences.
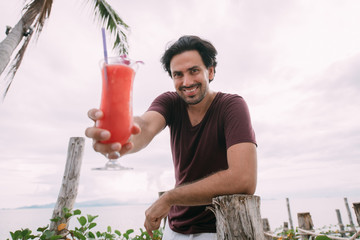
[297,212,314,240]
[262,218,272,240]
[336,209,346,237]
[286,198,294,230]
[49,137,85,233]
[354,202,360,226]
[213,194,265,240]
[344,198,356,234]
[283,222,289,232]
[262,218,270,232]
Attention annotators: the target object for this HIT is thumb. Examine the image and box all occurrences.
[131,123,141,135]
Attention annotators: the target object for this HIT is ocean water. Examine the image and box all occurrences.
[1,197,359,239]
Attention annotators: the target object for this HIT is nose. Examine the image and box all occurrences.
[182,74,194,87]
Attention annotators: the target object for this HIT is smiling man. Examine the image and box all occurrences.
[85,35,257,240]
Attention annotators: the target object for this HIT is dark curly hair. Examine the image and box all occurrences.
[161,35,218,82]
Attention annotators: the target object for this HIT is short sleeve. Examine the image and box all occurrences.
[147,91,178,126]
[223,95,257,148]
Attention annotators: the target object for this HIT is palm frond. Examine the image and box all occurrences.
[22,0,53,39]
[89,0,130,55]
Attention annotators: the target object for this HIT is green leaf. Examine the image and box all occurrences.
[96,231,102,238]
[105,233,115,239]
[41,230,55,239]
[77,216,87,226]
[37,225,49,232]
[64,212,73,219]
[50,217,61,223]
[73,209,81,215]
[115,230,121,236]
[88,231,95,239]
[88,222,97,229]
[125,229,134,235]
[73,231,86,240]
[22,228,32,236]
[315,236,332,240]
[87,214,98,223]
[107,226,112,233]
[11,230,22,240]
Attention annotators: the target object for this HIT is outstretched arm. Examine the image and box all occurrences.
[144,142,257,236]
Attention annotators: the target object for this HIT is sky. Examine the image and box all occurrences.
[0,0,359,210]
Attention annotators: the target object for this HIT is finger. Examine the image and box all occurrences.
[119,142,133,155]
[144,221,154,238]
[87,108,103,121]
[85,127,110,141]
[93,141,121,155]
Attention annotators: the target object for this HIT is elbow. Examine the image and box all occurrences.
[232,174,257,196]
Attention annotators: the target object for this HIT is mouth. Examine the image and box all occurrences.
[181,84,200,95]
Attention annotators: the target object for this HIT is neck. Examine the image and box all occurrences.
[187,90,216,114]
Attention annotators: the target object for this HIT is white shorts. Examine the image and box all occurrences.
[162,221,217,240]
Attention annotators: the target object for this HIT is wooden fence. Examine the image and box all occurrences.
[262,198,360,240]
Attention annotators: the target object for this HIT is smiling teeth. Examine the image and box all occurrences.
[184,86,198,92]
[185,88,196,92]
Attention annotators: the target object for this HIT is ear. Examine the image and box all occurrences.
[208,66,215,81]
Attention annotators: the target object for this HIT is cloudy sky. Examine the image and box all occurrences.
[0,0,359,209]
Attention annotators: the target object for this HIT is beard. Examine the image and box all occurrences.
[177,83,207,105]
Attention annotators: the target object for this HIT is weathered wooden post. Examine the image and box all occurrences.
[286,198,294,230]
[49,137,85,233]
[213,194,265,240]
[354,202,360,226]
[262,218,272,240]
[297,212,314,240]
[283,222,289,232]
[344,198,356,234]
[336,209,345,237]
[262,218,270,232]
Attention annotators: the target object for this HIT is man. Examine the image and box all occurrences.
[85,35,257,240]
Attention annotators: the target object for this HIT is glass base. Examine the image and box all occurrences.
[92,160,133,171]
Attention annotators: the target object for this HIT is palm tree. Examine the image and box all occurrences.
[0,0,129,99]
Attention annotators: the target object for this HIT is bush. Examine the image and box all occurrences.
[7,208,163,240]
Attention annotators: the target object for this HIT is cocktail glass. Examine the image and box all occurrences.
[92,55,140,171]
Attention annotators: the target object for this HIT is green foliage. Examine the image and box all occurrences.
[315,236,332,240]
[6,208,163,240]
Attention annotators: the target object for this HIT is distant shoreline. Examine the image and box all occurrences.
[1,199,152,210]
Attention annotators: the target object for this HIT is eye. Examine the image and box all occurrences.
[172,72,183,79]
[190,68,199,74]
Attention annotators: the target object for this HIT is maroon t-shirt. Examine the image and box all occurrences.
[147,91,256,234]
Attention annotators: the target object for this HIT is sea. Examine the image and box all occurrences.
[1,197,359,239]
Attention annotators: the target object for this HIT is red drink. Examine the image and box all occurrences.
[98,57,136,145]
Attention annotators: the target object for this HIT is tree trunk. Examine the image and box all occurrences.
[0,19,26,76]
[213,194,265,240]
[49,137,85,233]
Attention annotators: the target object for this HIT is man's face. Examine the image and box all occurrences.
[170,50,214,105]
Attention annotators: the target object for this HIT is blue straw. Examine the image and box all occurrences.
[101,28,109,90]
[101,28,108,64]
